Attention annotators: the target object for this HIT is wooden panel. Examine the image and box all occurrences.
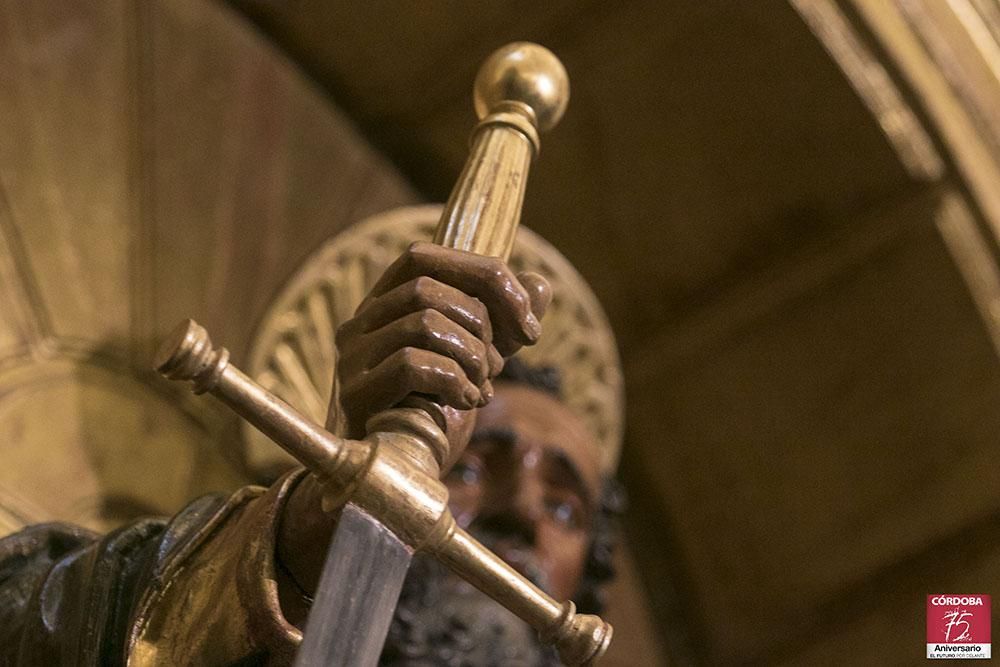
[0,0,423,534]
[519,0,920,347]
[0,193,41,360]
[144,1,419,366]
[0,1,131,345]
[624,191,1000,661]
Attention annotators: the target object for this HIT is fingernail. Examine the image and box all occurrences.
[525,313,542,339]
[464,385,481,407]
[479,381,494,405]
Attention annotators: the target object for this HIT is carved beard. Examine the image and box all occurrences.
[379,532,560,667]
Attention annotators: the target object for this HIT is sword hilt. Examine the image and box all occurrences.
[156,43,613,665]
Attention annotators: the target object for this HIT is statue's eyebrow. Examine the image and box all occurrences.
[543,447,593,509]
[469,427,517,448]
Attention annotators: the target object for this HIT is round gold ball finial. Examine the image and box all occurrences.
[473,42,569,133]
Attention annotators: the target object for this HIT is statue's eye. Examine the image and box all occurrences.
[447,459,483,486]
[544,496,584,531]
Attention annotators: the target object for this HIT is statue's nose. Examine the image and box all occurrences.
[481,464,546,545]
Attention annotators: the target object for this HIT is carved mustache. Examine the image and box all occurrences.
[470,527,550,594]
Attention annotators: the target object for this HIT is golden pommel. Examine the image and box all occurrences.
[436,42,569,259]
[473,42,569,138]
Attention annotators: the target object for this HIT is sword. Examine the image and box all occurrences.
[155,43,612,666]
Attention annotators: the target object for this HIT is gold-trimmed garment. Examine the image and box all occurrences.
[0,472,306,665]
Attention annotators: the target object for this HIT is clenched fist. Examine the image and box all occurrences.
[334,241,551,460]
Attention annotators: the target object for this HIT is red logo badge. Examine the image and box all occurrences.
[927,594,991,659]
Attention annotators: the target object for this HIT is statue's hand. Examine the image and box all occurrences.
[334,241,550,449]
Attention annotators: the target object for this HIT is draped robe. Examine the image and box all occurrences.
[0,471,309,665]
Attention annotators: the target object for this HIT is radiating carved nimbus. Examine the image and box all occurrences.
[244,205,623,479]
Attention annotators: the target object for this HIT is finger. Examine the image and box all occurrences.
[342,276,491,343]
[340,347,481,414]
[516,271,552,321]
[486,344,504,377]
[339,276,506,378]
[370,242,541,348]
[357,309,492,386]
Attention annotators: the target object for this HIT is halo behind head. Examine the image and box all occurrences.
[244,205,623,478]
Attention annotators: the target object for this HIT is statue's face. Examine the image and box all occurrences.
[444,381,603,602]
[383,382,603,664]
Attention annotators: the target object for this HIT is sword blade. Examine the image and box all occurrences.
[294,503,412,666]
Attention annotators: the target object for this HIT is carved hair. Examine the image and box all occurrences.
[576,478,626,614]
[496,356,563,398]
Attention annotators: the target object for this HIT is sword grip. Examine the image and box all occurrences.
[433,41,568,261]
[374,42,570,473]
